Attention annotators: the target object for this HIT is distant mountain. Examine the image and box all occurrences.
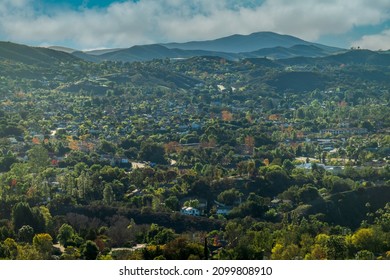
[0,41,80,65]
[99,44,183,61]
[91,43,339,63]
[162,31,341,53]
[10,32,384,66]
[76,31,343,63]
[97,44,240,62]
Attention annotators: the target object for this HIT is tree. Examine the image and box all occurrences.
[60,246,81,260]
[147,224,176,245]
[138,142,167,164]
[282,159,295,173]
[183,199,199,208]
[33,233,53,259]
[163,236,203,260]
[81,240,99,260]
[222,110,233,122]
[103,184,115,205]
[27,145,49,172]
[57,223,75,247]
[39,206,53,234]
[76,171,93,200]
[16,244,41,260]
[165,196,180,211]
[3,238,18,259]
[217,189,242,206]
[18,225,34,243]
[325,235,347,260]
[12,202,34,232]
[351,228,381,253]
[355,250,375,260]
[244,136,255,154]
[297,184,320,203]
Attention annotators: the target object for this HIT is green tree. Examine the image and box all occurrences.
[165,196,180,211]
[355,250,375,260]
[18,225,34,243]
[103,184,115,205]
[33,233,53,259]
[183,199,199,208]
[217,188,242,206]
[138,142,167,164]
[57,223,75,247]
[16,244,41,260]
[27,145,49,172]
[81,240,99,260]
[76,171,93,200]
[12,202,34,232]
[351,228,381,253]
[3,238,18,259]
[325,235,347,260]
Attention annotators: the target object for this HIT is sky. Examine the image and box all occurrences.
[0,0,389,50]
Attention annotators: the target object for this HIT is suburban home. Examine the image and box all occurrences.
[180,206,200,216]
[320,128,368,135]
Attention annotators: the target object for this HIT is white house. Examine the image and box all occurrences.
[180,207,200,216]
[216,207,232,215]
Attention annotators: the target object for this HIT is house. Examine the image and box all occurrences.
[320,128,368,136]
[180,207,200,216]
[216,207,232,215]
[214,201,232,215]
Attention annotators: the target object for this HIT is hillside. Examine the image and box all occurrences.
[281,49,390,66]
[243,44,333,59]
[0,41,80,65]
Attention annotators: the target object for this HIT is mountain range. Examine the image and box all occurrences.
[70,32,344,62]
[1,31,390,65]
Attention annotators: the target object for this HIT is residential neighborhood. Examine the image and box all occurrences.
[0,44,389,261]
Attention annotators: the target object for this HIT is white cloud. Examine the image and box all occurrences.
[0,0,389,49]
[352,29,390,50]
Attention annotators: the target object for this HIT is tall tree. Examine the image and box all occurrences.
[27,145,49,173]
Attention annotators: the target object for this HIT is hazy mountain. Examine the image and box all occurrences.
[162,31,341,53]
[93,43,339,63]
[6,31,380,66]
[78,31,343,62]
[98,44,240,62]
[0,41,80,65]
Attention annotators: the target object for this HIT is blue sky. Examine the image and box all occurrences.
[0,0,389,50]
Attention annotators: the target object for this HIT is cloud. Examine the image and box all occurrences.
[0,0,390,49]
[352,29,390,50]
